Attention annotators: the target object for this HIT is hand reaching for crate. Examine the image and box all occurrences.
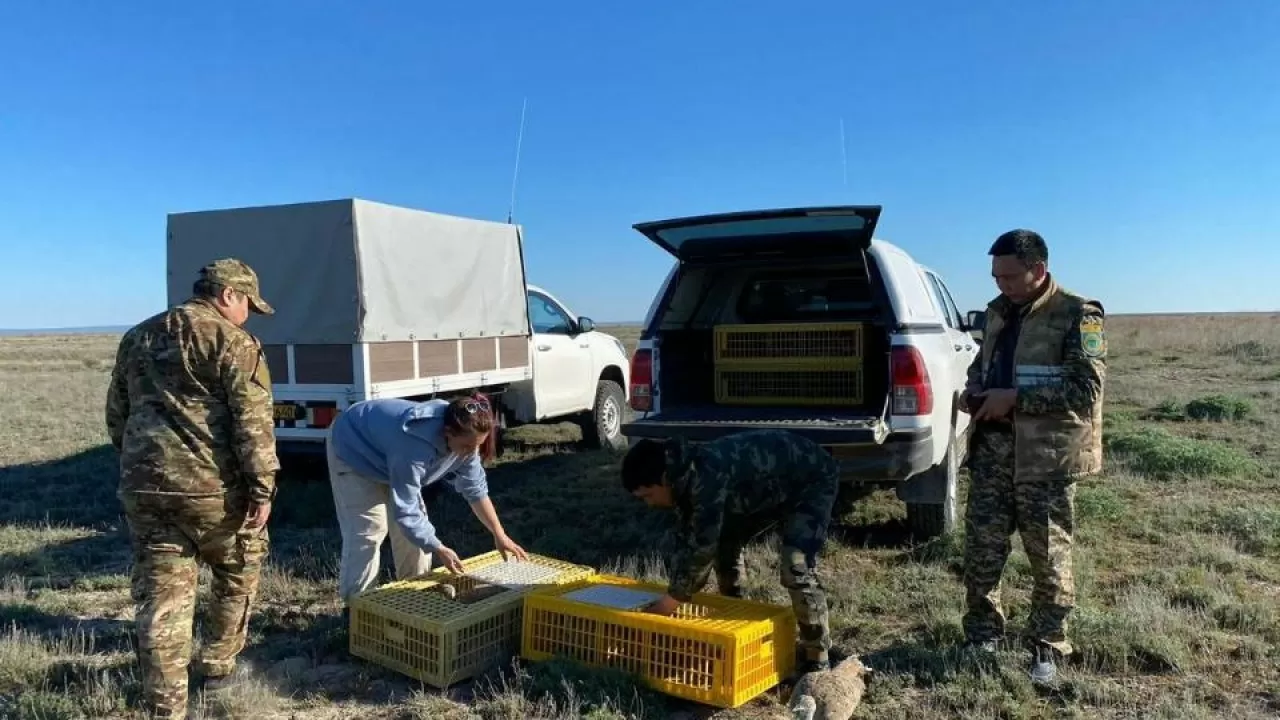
[494,533,529,562]
[433,546,465,574]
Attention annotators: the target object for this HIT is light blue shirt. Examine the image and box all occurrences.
[328,398,488,551]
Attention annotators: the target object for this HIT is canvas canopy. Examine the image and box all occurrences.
[166,199,531,345]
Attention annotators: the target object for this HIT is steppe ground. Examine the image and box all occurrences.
[1,314,1278,719]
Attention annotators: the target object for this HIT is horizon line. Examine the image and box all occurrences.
[3,310,1278,337]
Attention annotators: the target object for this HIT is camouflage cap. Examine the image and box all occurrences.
[199,258,274,315]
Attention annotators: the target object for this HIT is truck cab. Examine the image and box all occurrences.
[500,284,632,451]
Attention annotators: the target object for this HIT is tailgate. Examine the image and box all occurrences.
[621,407,888,445]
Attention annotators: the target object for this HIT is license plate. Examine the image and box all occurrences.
[274,403,302,421]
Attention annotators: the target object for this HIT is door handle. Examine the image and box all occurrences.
[537,344,551,352]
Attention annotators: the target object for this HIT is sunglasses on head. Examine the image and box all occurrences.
[463,398,490,414]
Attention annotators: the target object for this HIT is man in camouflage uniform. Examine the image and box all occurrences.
[959,229,1106,685]
[621,430,840,673]
[105,258,279,718]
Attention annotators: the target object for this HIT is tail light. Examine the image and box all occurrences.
[310,406,340,428]
[891,345,933,415]
[629,349,653,412]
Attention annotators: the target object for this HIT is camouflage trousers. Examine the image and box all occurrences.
[961,429,1076,656]
[121,491,269,719]
[715,492,836,666]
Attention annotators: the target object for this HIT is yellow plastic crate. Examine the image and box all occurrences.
[520,574,796,708]
[713,322,865,364]
[713,323,865,406]
[349,552,594,687]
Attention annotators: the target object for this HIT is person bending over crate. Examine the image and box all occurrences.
[622,430,840,673]
[326,394,529,608]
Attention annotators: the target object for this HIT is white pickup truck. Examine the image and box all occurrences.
[165,198,631,457]
[621,205,981,538]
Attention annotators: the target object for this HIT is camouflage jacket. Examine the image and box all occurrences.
[964,275,1106,479]
[664,431,840,601]
[105,298,279,502]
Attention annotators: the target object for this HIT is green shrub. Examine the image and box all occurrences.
[1145,394,1253,422]
[1076,485,1127,523]
[1184,394,1253,422]
[1104,427,1255,480]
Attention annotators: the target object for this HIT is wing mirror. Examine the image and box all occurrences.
[964,310,986,338]
[576,316,596,334]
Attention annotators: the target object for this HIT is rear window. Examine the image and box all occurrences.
[736,271,875,323]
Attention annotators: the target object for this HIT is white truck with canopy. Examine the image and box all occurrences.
[165,198,631,457]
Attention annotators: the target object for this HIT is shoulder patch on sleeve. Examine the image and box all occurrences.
[1079,315,1106,358]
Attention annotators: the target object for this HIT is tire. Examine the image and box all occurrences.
[906,425,960,539]
[580,379,628,451]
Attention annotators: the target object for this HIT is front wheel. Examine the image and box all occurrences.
[579,379,628,452]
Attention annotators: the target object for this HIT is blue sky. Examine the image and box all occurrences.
[1,1,1277,329]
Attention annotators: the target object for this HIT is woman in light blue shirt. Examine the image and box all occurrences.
[325,394,528,603]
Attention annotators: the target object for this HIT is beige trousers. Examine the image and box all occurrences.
[327,438,433,603]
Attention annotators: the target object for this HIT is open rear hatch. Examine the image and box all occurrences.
[632,205,881,262]
[625,205,891,447]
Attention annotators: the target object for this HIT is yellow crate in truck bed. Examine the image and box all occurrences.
[520,574,796,708]
[348,552,594,687]
[713,322,865,405]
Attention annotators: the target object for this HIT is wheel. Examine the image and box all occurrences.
[906,425,960,539]
[579,379,628,451]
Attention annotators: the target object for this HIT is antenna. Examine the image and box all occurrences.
[839,117,849,193]
[507,97,528,224]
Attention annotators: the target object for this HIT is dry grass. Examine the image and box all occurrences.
[2,315,1278,719]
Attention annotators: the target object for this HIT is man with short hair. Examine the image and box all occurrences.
[622,430,840,673]
[959,229,1107,685]
[106,258,279,718]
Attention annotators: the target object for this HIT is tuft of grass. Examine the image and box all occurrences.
[1075,485,1127,523]
[1185,394,1254,422]
[1151,394,1256,422]
[470,658,671,720]
[1220,340,1277,363]
[1104,426,1256,479]
[1147,398,1186,421]
[1071,585,1199,674]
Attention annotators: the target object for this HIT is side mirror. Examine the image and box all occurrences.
[576,316,596,334]
[964,310,985,333]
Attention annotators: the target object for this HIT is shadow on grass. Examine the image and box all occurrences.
[0,444,122,529]
[466,656,678,720]
[829,518,920,551]
[0,603,136,655]
[858,639,1052,700]
[4,439,928,584]
[424,449,679,571]
[0,529,133,591]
